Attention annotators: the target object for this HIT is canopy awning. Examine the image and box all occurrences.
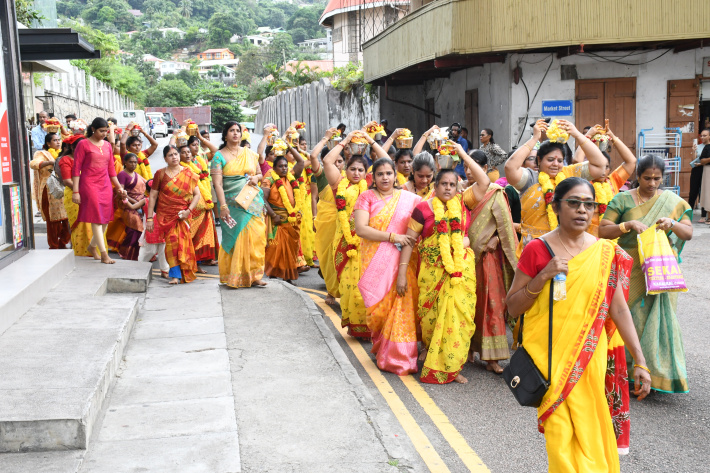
[18,28,101,62]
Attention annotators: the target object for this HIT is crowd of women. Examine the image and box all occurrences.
[34,114,697,472]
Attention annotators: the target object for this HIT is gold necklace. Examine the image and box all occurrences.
[636,189,655,205]
[558,231,584,258]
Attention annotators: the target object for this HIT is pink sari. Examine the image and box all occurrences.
[356,190,421,375]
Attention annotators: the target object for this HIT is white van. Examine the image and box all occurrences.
[116,110,150,136]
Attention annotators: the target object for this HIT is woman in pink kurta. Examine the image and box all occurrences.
[72,118,127,264]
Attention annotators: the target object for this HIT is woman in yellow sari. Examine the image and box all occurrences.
[310,128,344,305]
[506,177,652,472]
[505,120,607,258]
[354,158,421,375]
[599,155,693,393]
[211,121,267,288]
[297,136,317,267]
[398,163,489,384]
[324,129,389,338]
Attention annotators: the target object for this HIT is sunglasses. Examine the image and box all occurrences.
[525,156,536,161]
[561,199,599,211]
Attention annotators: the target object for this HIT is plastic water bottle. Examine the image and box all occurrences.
[553,273,567,301]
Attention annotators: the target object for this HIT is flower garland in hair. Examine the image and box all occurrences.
[538,170,567,230]
[180,158,214,209]
[335,176,368,257]
[270,169,300,224]
[432,195,465,285]
[593,180,613,215]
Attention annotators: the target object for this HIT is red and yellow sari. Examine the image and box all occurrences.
[184,155,219,261]
[263,175,301,280]
[519,239,632,469]
[356,189,421,375]
[464,184,518,361]
[154,167,199,283]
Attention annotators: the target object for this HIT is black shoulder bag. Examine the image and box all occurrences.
[502,238,555,407]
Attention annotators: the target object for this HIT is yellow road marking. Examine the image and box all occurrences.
[310,294,450,473]
[300,287,329,297]
[306,290,490,473]
[400,377,491,472]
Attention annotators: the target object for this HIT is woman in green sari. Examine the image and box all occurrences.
[211,121,268,288]
[599,155,693,393]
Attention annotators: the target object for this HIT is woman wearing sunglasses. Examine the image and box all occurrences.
[506,177,651,472]
[505,119,607,258]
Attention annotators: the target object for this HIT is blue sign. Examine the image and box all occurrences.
[542,100,573,117]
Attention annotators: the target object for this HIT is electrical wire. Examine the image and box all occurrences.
[515,54,553,146]
[583,49,671,66]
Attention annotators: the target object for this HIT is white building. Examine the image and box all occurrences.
[157,27,186,39]
[142,54,164,69]
[245,35,272,47]
[319,0,410,67]
[198,58,240,77]
[159,61,191,77]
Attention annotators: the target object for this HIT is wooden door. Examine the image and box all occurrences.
[465,89,479,148]
[575,78,636,171]
[667,78,700,199]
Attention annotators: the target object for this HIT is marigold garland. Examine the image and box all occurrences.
[136,151,153,180]
[180,156,214,209]
[593,180,613,215]
[335,176,368,257]
[538,170,567,230]
[396,172,408,186]
[270,169,300,224]
[432,195,465,285]
[48,148,60,159]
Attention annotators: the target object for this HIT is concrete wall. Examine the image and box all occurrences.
[255,79,380,146]
[40,65,135,120]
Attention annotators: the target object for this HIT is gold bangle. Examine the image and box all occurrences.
[399,263,408,266]
[634,364,651,374]
[619,222,629,233]
[389,232,396,243]
[525,282,543,295]
[522,288,537,300]
[523,143,533,153]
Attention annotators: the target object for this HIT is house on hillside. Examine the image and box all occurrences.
[245,35,272,46]
[197,48,235,60]
[125,30,138,38]
[128,9,143,17]
[198,58,240,77]
[298,37,330,52]
[142,54,165,69]
[256,27,286,36]
[319,0,410,66]
[363,0,710,199]
[158,27,185,39]
[230,34,241,44]
[159,61,191,77]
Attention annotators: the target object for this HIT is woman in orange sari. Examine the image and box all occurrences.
[146,145,200,284]
[506,177,651,471]
[462,150,518,374]
[504,120,607,258]
[354,158,421,375]
[262,147,305,282]
[324,128,389,337]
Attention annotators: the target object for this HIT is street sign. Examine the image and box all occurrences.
[542,100,573,117]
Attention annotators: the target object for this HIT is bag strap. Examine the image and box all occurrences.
[517,238,555,382]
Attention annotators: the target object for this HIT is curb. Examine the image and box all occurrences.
[279,281,421,472]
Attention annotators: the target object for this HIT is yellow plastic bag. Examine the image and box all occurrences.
[637,224,688,295]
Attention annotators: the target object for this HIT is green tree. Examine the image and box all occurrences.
[82,0,136,32]
[57,0,83,18]
[266,33,295,67]
[15,0,45,26]
[288,27,308,45]
[144,79,196,107]
[179,0,192,19]
[234,45,267,85]
[196,81,243,130]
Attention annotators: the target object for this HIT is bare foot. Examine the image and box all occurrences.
[486,361,504,374]
[160,271,169,279]
[196,267,207,274]
[251,280,268,287]
[169,277,180,285]
[204,259,218,266]
[418,350,428,362]
[88,245,101,260]
[297,266,310,274]
[454,374,468,384]
[325,294,338,306]
[100,252,115,264]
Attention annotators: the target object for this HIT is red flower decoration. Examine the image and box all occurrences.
[451,272,462,278]
[289,212,296,218]
[598,203,607,215]
[450,219,462,232]
[544,191,554,204]
[275,179,284,187]
[346,244,356,252]
[298,176,305,183]
[335,197,346,209]
[436,220,449,234]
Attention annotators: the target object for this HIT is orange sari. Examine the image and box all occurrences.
[356,190,421,375]
[154,167,199,283]
[263,175,301,280]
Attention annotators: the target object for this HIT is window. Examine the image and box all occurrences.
[333,27,342,43]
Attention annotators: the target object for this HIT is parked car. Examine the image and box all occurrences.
[116,110,149,135]
[148,115,168,137]
[162,112,176,133]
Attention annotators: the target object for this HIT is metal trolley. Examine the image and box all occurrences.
[637,127,682,195]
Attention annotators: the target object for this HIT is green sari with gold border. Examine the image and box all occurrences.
[603,190,692,393]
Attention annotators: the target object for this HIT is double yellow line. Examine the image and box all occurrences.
[302,287,490,473]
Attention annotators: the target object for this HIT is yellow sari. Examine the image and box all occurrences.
[523,239,633,471]
[313,169,340,298]
[409,196,477,383]
[212,149,266,288]
[299,160,316,266]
